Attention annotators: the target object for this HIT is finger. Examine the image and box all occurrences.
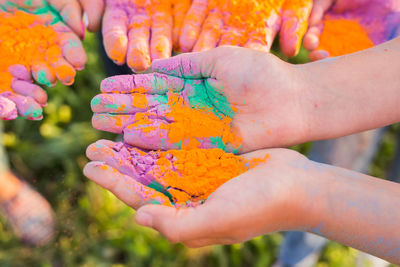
[48,0,85,38]
[152,47,236,78]
[55,27,87,71]
[126,13,151,72]
[193,9,222,52]
[179,0,209,52]
[280,0,313,57]
[100,73,184,94]
[303,0,333,51]
[0,96,17,120]
[8,65,31,81]
[46,45,76,85]
[86,140,143,183]
[102,6,129,65]
[172,0,191,51]
[135,198,231,243]
[92,113,135,133]
[31,62,56,87]
[122,117,180,150]
[91,93,168,113]
[84,162,172,209]
[150,4,173,61]
[303,25,323,51]
[244,11,282,53]
[219,27,245,47]
[309,49,330,61]
[80,0,105,32]
[1,92,43,120]
[11,80,47,105]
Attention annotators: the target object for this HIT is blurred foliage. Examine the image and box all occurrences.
[0,33,397,266]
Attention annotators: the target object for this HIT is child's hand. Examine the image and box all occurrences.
[85,139,267,207]
[85,145,310,247]
[91,47,310,152]
[179,0,312,57]
[102,0,173,72]
[304,0,400,60]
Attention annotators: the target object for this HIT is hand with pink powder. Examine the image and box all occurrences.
[179,0,313,57]
[0,96,17,120]
[102,0,174,73]
[91,47,309,152]
[303,0,400,60]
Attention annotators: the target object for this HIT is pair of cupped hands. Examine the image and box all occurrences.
[1,0,397,120]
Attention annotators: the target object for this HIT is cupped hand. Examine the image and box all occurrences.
[179,0,313,57]
[0,1,87,85]
[102,0,173,72]
[85,139,267,207]
[304,0,400,60]
[92,47,309,152]
[84,143,310,247]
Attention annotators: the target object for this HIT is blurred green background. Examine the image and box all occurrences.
[0,33,398,267]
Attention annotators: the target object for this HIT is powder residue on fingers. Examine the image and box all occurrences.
[111,142,269,207]
[317,17,374,57]
[0,11,73,94]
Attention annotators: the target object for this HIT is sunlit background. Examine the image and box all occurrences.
[0,33,398,266]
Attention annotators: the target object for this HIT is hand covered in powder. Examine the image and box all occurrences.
[303,0,400,60]
[102,0,174,73]
[0,1,87,85]
[179,0,313,57]
[85,140,267,207]
[85,143,309,247]
[0,65,47,120]
[91,47,309,152]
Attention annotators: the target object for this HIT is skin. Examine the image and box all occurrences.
[84,147,400,264]
[180,0,313,57]
[92,47,308,152]
[303,0,400,60]
[102,0,173,72]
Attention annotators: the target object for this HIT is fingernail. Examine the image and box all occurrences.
[83,13,89,29]
[136,211,153,227]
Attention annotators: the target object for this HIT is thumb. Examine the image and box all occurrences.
[151,48,223,79]
[135,199,225,243]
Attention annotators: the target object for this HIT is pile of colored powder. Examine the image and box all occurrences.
[0,11,69,92]
[129,90,242,152]
[318,17,374,57]
[113,143,269,206]
[208,0,285,43]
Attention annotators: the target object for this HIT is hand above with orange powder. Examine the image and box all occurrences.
[0,0,92,120]
[303,0,400,60]
[179,0,313,57]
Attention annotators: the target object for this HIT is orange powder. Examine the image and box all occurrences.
[209,0,285,43]
[150,148,269,205]
[130,91,242,151]
[318,17,374,57]
[0,11,63,92]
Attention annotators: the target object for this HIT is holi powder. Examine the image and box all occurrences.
[208,0,285,43]
[111,142,269,207]
[128,89,242,152]
[318,17,374,57]
[0,11,75,93]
